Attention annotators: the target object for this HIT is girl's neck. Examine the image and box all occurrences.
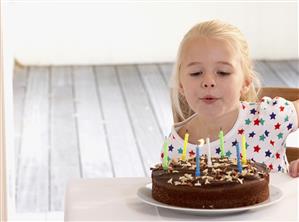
[180,105,240,144]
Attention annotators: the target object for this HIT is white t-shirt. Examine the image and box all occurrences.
[162,97,298,172]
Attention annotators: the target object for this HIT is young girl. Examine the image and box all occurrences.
[164,20,299,177]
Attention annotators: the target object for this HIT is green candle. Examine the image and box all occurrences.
[219,128,225,158]
[162,136,168,170]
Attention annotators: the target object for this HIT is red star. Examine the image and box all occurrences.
[268,164,273,170]
[254,145,261,153]
[274,123,281,130]
[189,150,195,157]
[270,140,275,146]
[261,98,265,102]
[254,118,260,126]
[161,152,164,158]
[238,129,244,135]
[242,104,246,110]
[275,153,280,159]
[279,106,285,112]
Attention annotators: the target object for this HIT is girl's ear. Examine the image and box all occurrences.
[178,82,185,96]
[241,77,252,97]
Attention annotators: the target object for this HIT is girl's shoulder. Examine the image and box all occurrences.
[241,96,298,132]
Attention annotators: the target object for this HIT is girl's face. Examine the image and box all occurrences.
[179,37,249,119]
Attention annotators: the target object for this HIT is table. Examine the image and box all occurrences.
[64,173,298,221]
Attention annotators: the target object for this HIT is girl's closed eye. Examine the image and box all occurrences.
[190,71,203,76]
[217,71,231,76]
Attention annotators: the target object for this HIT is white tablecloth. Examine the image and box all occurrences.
[64,173,298,221]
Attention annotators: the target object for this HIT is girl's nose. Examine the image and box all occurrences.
[203,83,215,88]
[202,75,216,88]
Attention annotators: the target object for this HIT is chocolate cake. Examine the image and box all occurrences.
[151,155,269,209]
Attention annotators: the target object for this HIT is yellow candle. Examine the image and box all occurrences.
[242,134,247,164]
[182,131,189,161]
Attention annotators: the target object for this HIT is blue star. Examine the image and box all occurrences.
[225,150,232,158]
[273,101,277,105]
[269,112,276,120]
[232,139,238,147]
[177,147,183,154]
[287,123,293,130]
[249,131,255,138]
[265,150,272,157]
[278,165,282,172]
[168,144,174,152]
[250,108,257,115]
[264,130,270,137]
[216,147,221,154]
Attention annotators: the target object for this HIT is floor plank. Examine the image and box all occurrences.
[73,66,113,178]
[158,63,173,86]
[254,60,288,87]
[50,66,81,211]
[117,65,162,176]
[95,66,145,177]
[16,66,49,212]
[265,60,299,87]
[137,64,173,136]
[13,66,27,164]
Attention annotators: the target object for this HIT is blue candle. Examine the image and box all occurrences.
[195,146,200,177]
[236,142,242,173]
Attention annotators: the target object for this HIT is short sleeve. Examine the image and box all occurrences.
[259,96,298,134]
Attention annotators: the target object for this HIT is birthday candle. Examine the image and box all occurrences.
[219,128,225,158]
[182,131,189,161]
[241,134,247,164]
[236,142,242,173]
[162,136,168,170]
[195,146,200,177]
[206,137,212,167]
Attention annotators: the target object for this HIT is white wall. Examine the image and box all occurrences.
[5,1,298,65]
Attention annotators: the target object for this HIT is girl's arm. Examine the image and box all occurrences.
[289,100,299,178]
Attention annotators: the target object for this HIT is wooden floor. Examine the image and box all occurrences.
[13,60,298,215]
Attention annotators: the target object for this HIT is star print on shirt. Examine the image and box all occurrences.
[277,133,283,139]
[245,119,251,125]
[216,147,221,154]
[254,118,260,126]
[278,165,282,171]
[279,106,285,112]
[226,150,232,158]
[269,163,273,170]
[189,150,195,157]
[238,129,244,135]
[287,123,293,130]
[259,134,266,141]
[270,112,276,120]
[265,150,272,157]
[273,101,278,105]
[250,108,257,115]
[270,140,275,146]
[275,152,280,159]
[254,145,261,152]
[284,116,289,122]
[232,140,238,147]
[168,144,174,152]
[274,123,281,130]
[249,131,255,138]
[177,147,183,154]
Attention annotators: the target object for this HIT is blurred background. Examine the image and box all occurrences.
[2,1,298,221]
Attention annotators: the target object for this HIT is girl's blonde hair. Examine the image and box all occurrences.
[170,19,261,121]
